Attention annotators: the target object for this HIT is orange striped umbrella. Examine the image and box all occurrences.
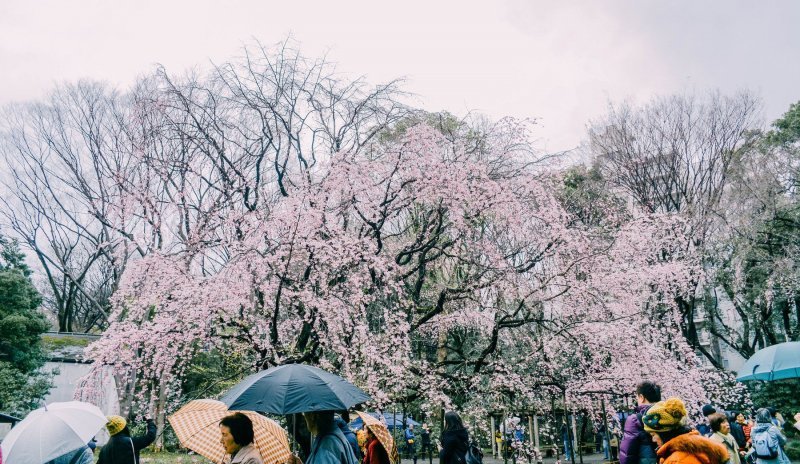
[355,411,399,464]
[168,399,292,464]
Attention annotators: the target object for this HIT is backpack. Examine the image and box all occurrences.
[464,442,483,464]
[751,428,779,460]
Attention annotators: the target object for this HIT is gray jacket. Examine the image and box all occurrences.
[307,423,358,464]
[750,424,790,464]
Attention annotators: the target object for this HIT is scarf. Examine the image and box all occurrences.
[713,432,739,464]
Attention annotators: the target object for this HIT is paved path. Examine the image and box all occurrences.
[401,453,611,464]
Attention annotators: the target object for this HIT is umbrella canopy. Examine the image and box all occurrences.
[736,341,800,382]
[221,364,371,414]
[355,411,399,464]
[168,399,292,464]
[0,401,106,464]
[349,413,419,431]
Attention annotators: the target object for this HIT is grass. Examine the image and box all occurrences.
[41,335,92,348]
[138,450,214,464]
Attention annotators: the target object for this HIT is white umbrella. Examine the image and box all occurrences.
[1,401,106,464]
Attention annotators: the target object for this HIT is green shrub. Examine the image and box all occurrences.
[785,439,800,461]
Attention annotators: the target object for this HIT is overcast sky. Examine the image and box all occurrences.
[1,0,799,153]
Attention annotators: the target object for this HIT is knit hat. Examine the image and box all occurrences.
[701,404,716,417]
[642,398,688,433]
[106,415,127,436]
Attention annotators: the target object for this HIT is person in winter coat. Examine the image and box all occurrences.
[405,425,418,464]
[420,424,434,464]
[97,415,157,464]
[724,412,746,454]
[735,413,752,446]
[620,380,661,464]
[642,398,728,464]
[362,426,391,464]
[439,411,469,464]
[219,413,263,464]
[707,413,741,464]
[561,423,573,461]
[336,415,363,462]
[287,411,358,464]
[749,408,790,464]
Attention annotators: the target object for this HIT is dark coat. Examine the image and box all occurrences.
[620,404,657,464]
[729,422,747,450]
[421,429,432,446]
[439,428,469,464]
[363,438,390,464]
[97,420,157,464]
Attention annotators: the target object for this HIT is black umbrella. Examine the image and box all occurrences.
[220,363,371,414]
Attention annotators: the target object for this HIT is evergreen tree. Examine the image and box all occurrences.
[0,235,52,414]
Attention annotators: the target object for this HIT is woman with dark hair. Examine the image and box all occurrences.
[439,412,469,464]
[708,413,741,464]
[220,412,263,464]
[642,398,728,464]
[362,426,391,464]
[749,408,790,464]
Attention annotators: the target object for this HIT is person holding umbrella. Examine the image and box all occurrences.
[221,364,372,464]
[220,413,263,464]
[286,411,358,464]
[363,425,391,464]
[1,401,107,464]
[168,399,291,464]
[97,415,156,464]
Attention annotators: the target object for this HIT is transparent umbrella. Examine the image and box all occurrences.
[0,401,106,464]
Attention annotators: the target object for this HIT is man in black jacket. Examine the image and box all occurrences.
[420,424,434,464]
[98,415,157,464]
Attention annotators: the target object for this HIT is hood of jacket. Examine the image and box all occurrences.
[657,430,729,464]
[751,423,773,434]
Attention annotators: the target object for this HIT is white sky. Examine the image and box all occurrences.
[1,0,799,153]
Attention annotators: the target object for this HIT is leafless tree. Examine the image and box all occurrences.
[0,39,412,449]
[0,82,140,332]
[590,91,760,238]
[588,91,762,367]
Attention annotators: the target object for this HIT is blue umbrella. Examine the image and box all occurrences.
[736,341,800,382]
[220,363,371,414]
[349,412,419,431]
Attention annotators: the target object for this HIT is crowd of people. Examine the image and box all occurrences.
[33,382,800,464]
[209,382,798,464]
[220,410,474,464]
[612,381,799,464]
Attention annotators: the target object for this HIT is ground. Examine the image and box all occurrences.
[136,451,610,464]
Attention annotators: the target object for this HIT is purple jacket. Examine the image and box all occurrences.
[619,405,657,464]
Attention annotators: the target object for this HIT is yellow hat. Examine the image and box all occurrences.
[106,415,127,436]
[642,397,688,433]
